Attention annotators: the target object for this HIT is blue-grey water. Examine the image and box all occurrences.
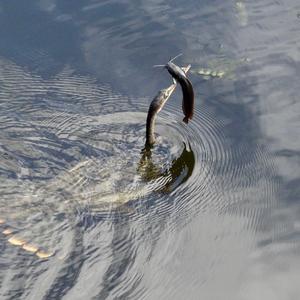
[0,0,299,299]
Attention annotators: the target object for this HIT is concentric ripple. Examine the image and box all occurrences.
[0,58,277,299]
[146,101,278,234]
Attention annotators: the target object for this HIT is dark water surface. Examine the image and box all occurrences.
[0,0,299,299]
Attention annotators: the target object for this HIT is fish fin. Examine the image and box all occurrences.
[181,64,191,73]
[169,53,183,63]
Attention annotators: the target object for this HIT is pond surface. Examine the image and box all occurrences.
[0,0,299,299]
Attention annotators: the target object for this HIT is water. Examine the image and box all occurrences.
[0,0,299,299]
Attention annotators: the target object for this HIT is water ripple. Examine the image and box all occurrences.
[0,57,277,299]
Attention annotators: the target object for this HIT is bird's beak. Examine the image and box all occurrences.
[165,83,177,94]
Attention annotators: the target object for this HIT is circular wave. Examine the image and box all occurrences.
[0,58,278,299]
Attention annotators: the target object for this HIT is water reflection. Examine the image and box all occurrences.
[0,0,299,298]
[139,142,195,189]
[0,53,278,299]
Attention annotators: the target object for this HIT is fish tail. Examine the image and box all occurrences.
[183,116,189,124]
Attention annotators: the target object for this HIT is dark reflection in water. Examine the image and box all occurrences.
[0,0,299,299]
[138,143,195,189]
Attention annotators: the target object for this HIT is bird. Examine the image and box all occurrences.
[145,64,192,148]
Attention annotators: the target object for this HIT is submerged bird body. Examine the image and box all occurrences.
[165,61,194,123]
